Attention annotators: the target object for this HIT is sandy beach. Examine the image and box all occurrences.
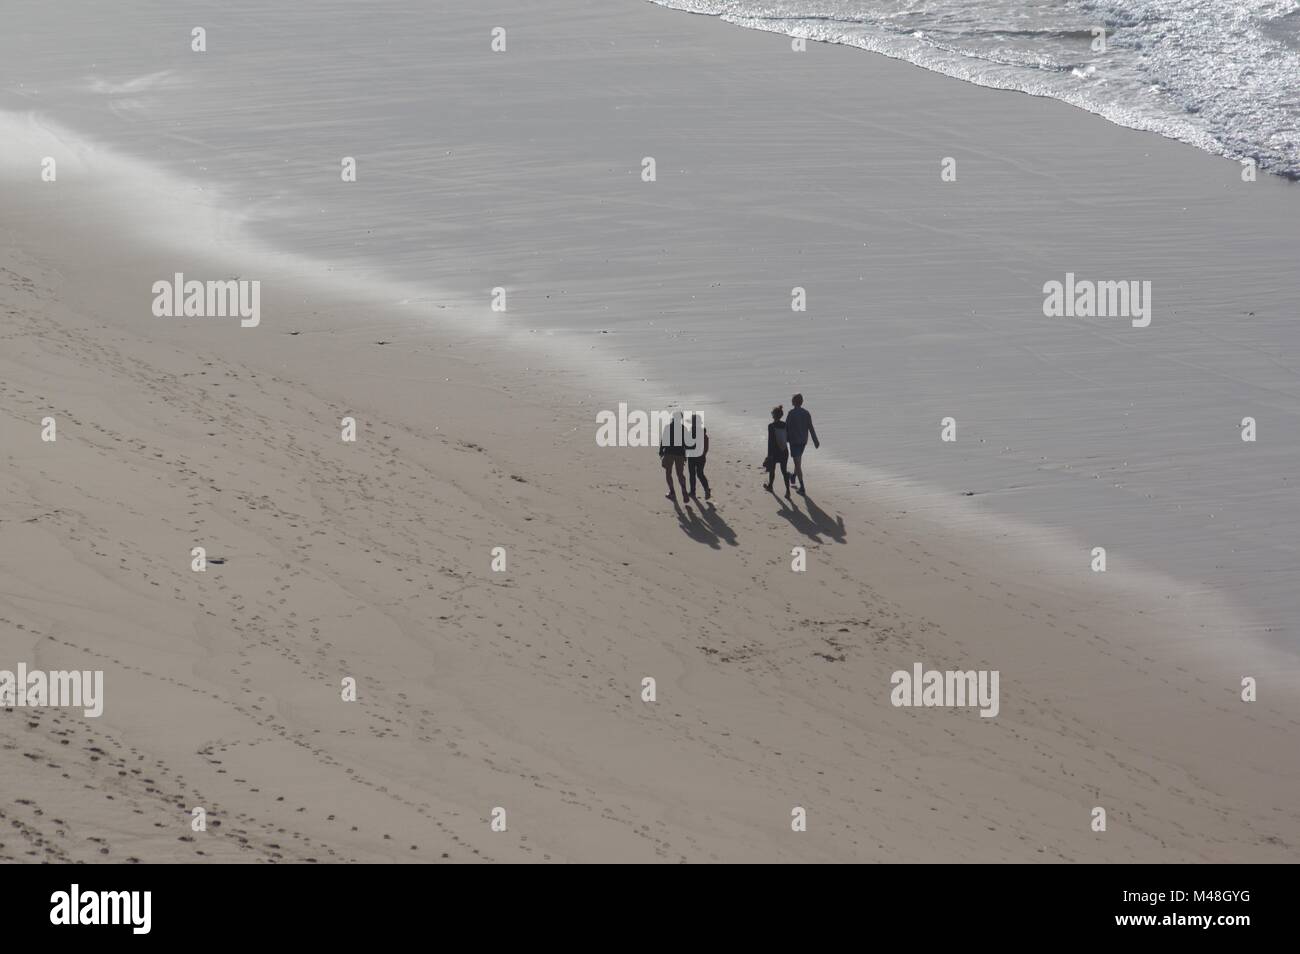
[1,0,1298,864]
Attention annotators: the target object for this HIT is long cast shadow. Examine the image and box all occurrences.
[673,500,721,549]
[696,501,738,546]
[802,494,847,543]
[772,489,847,544]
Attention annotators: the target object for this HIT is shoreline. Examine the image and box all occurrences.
[1,106,1280,672]
[2,1,1296,650]
[647,0,1300,180]
[2,3,1298,863]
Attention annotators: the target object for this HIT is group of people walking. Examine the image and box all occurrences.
[764,393,819,498]
[658,394,819,502]
[659,412,710,503]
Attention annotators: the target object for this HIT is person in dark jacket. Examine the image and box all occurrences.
[784,392,820,494]
[687,413,710,501]
[763,405,791,498]
[660,411,690,501]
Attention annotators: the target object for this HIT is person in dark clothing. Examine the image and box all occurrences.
[687,413,711,501]
[659,411,690,501]
[785,392,820,494]
[763,405,791,498]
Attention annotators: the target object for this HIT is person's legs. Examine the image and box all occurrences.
[697,458,710,498]
[790,442,806,489]
[674,456,688,498]
[778,457,791,495]
[764,458,775,490]
[688,457,699,498]
[663,456,677,498]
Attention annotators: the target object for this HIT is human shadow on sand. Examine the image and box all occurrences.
[673,499,739,548]
[770,489,847,544]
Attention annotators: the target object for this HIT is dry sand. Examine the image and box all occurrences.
[1,1,1297,863]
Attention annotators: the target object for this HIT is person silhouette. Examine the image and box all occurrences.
[763,405,791,498]
[785,393,820,495]
[687,413,711,501]
[659,411,690,501]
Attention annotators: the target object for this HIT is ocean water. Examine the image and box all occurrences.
[652,0,1300,179]
[2,0,1298,656]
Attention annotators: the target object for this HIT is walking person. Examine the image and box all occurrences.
[687,413,711,501]
[785,392,820,495]
[763,405,791,498]
[660,410,690,501]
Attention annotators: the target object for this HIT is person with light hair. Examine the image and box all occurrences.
[763,405,791,498]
